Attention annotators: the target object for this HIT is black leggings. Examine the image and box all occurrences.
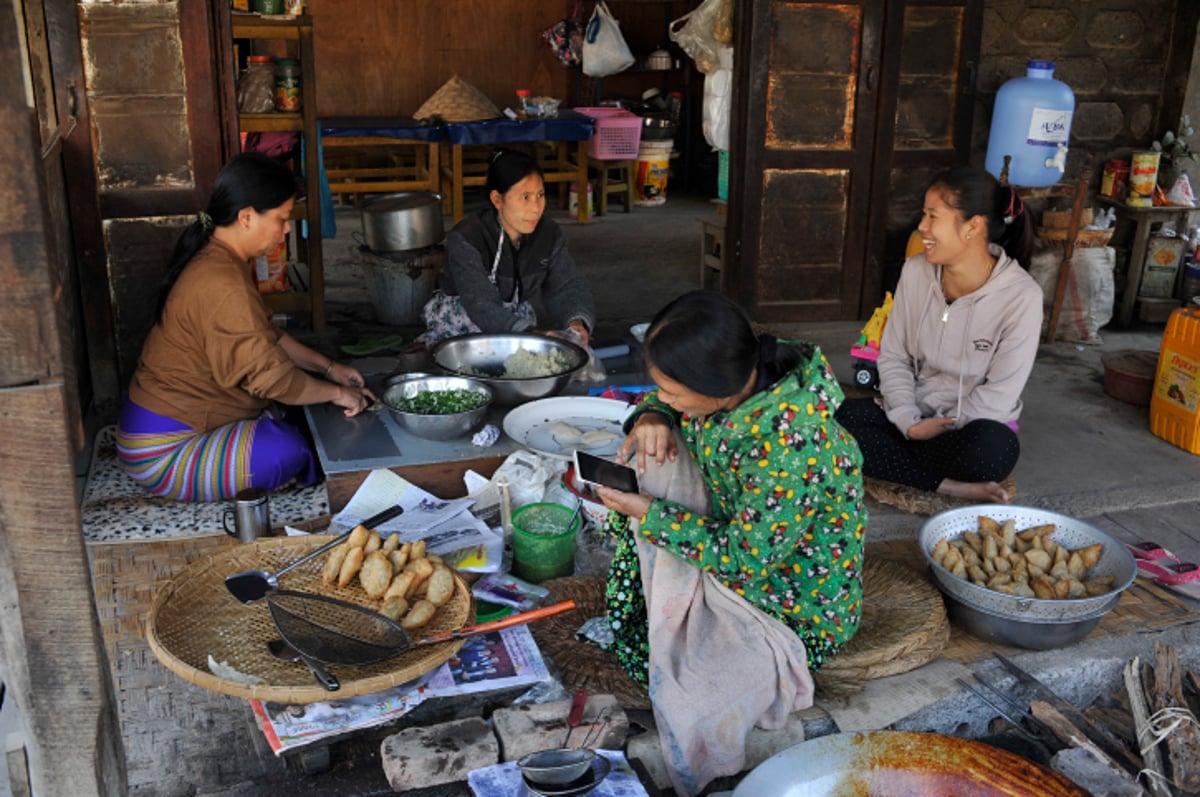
[835,397,1019,493]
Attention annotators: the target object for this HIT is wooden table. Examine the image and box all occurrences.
[320,116,444,199]
[1098,197,1194,327]
[440,113,595,225]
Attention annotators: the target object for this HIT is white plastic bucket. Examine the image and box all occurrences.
[635,140,672,206]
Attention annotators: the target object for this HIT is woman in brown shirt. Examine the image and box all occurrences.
[117,153,372,502]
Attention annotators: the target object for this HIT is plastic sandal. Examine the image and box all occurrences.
[1125,541,1179,562]
[1135,559,1200,586]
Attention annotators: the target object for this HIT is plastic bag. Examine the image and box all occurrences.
[541,2,585,67]
[702,46,733,150]
[669,0,723,74]
[582,0,635,78]
[560,326,607,385]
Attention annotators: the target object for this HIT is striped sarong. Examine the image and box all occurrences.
[117,399,319,503]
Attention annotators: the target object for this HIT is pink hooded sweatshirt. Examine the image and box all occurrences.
[878,244,1044,436]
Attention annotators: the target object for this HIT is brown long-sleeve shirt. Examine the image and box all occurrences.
[128,239,307,432]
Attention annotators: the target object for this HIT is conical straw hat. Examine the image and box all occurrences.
[414,75,501,122]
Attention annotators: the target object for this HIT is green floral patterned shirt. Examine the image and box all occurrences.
[618,341,866,668]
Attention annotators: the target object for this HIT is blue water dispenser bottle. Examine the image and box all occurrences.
[984,60,1075,187]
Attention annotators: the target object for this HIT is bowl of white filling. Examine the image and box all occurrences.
[431,333,588,405]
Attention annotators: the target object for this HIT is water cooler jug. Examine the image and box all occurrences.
[984,60,1075,187]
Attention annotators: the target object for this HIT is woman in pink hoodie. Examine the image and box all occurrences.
[836,166,1042,503]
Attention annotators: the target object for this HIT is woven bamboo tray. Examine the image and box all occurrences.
[146,535,474,704]
[1036,227,1115,248]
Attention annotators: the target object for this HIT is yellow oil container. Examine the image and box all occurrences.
[1150,307,1200,453]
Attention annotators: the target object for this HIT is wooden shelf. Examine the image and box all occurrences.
[229,14,324,330]
[237,113,304,133]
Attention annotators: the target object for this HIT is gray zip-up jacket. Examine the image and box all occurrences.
[879,245,1043,435]
[441,208,594,334]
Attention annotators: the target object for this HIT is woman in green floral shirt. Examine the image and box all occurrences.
[596,291,867,688]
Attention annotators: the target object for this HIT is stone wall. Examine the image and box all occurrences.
[975,0,1196,186]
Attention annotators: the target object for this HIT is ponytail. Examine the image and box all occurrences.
[152,153,296,325]
[927,166,1034,269]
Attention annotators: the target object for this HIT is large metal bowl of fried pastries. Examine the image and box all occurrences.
[919,505,1136,649]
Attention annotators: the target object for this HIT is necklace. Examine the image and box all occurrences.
[940,257,996,322]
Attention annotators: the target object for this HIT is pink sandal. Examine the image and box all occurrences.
[1125,541,1180,562]
[1135,559,1200,586]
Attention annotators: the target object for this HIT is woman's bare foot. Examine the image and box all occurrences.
[937,478,1010,503]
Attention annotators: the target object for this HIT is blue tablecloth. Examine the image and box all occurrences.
[320,116,447,142]
[444,112,595,146]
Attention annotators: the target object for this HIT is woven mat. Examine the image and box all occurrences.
[814,549,949,697]
[530,576,652,711]
[869,538,1200,663]
[89,535,289,792]
[82,426,330,543]
[864,475,1018,517]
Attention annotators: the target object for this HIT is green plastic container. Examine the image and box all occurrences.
[511,502,580,583]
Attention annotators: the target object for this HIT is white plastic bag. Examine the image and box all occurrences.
[703,46,733,150]
[669,0,723,74]
[582,0,635,78]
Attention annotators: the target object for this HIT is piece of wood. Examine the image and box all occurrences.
[1030,700,1139,782]
[1044,177,1088,343]
[5,733,30,797]
[1125,657,1173,797]
[995,653,1143,777]
[1150,643,1200,792]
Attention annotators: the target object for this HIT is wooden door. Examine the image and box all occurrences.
[729,0,982,322]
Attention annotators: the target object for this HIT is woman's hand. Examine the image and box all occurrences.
[617,413,676,472]
[543,321,590,349]
[594,485,652,519]
[325,361,367,389]
[906,416,956,441]
[332,385,374,417]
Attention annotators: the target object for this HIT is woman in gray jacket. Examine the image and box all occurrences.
[836,166,1042,503]
[421,149,594,345]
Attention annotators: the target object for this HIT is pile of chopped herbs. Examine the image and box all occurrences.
[389,388,488,415]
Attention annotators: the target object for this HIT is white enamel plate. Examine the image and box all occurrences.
[502,396,634,460]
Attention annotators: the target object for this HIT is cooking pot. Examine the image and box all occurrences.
[360,192,444,253]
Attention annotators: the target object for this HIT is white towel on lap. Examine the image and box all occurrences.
[633,437,815,796]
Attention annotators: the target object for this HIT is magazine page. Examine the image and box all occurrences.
[250,625,550,754]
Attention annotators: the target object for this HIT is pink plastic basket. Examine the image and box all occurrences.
[577,107,643,160]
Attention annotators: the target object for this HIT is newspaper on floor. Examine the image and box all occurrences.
[249,624,550,755]
[328,468,501,570]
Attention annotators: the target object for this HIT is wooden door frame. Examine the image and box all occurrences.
[3,0,126,792]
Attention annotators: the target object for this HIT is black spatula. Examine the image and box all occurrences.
[224,504,404,603]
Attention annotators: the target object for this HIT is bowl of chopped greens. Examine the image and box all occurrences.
[380,375,493,441]
[431,333,588,406]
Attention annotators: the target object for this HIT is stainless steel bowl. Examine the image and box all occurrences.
[919,504,1137,649]
[380,375,492,441]
[430,333,587,406]
[517,747,596,786]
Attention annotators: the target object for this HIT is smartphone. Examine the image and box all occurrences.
[574,450,640,493]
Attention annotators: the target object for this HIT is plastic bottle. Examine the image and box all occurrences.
[238,55,276,113]
[984,60,1075,187]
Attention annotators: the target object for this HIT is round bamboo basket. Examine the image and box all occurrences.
[1036,227,1115,248]
[147,535,474,704]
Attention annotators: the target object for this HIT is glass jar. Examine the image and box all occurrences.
[237,55,276,113]
[273,58,301,113]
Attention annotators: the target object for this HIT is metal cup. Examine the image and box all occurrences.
[223,488,271,543]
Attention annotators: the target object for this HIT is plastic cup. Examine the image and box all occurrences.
[511,503,581,583]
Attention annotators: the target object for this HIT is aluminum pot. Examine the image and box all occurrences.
[360,192,444,253]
